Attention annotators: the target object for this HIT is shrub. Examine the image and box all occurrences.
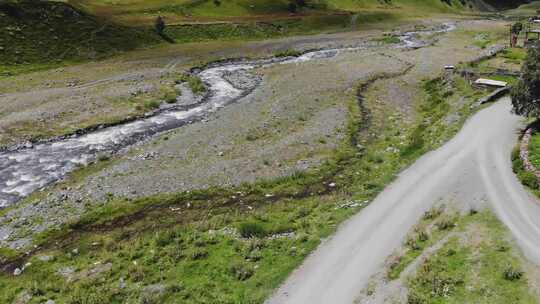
[188,248,208,260]
[288,2,297,13]
[155,16,165,35]
[406,237,421,251]
[238,221,267,238]
[503,266,523,281]
[511,43,540,117]
[435,217,455,230]
[229,262,255,281]
[176,74,206,95]
[519,170,539,189]
[128,264,146,282]
[144,100,160,110]
[417,231,429,242]
[274,49,302,57]
[423,205,444,220]
[97,153,110,162]
[163,92,177,104]
[154,230,177,247]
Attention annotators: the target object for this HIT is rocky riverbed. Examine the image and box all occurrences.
[0,19,508,250]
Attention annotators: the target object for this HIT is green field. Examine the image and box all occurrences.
[407,210,536,304]
[505,1,540,17]
[0,0,468,76]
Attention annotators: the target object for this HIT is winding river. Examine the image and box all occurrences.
[0,23,455,208]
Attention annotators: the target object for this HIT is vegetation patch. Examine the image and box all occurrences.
[375,33,401,44]
[176,73,207,95]
[407,211,536,304]
[513,144,540,195]
[164,14,357,43]
[0,69,491,303]
[0,1,161,76]
[387,205,455,280]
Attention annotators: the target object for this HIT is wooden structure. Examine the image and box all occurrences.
[509,20,540,47]
[474,78,508,88]
[524,19,540,46]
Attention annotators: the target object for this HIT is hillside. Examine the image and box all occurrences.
[0,0,529,76]
[67,0,530,24]
[0,1,161,75]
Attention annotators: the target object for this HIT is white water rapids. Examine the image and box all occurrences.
[0,23,455,208]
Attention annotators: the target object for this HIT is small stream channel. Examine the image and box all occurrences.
[0,23,455,208]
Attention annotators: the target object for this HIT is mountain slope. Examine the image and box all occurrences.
[0,1,160,73]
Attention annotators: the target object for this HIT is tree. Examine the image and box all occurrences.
[288,2,297,13]
[512,22,523,35]
[154,16,166,35]
[511,44,540,117]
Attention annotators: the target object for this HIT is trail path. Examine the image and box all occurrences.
[267,98,540,304]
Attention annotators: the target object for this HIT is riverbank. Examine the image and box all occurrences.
[0,18,516,304]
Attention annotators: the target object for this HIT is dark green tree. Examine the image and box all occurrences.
[512,22,523,34]
[511,44,540,117]
[288,2,297,13]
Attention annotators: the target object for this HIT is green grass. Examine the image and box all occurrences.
[387,205,454,280]
[400,75,483,159]
[163,14,361,43]
[0,1,161,77]
[176,73,206,94]
[375,34,401,44]
[505,1,540,16]
[274,49,303,57]
[0,69,493,303]
[528,132,540,171]
[501,48,528,63]
[69,0,475,22]
[407,211,537,304]
[512,145,540,196]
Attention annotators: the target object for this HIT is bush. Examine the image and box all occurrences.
[504,266,523,281]
[163,92,177,104]
[154,230,178,247]
[176,74,206,95]
[519,170,539,189]
[406,237,421,251]
[435,217,456,230]
[274,49,302,57]
[144,100,160,110]
[188,248,208,260]
[155,16,165,35]
[229,262,255,281]
[238,221,267,238]
[417,231,429,242]
[97,153,110,162]
[511,43,540,117]
[422,206,444,220]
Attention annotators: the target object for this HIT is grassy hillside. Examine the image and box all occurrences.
[70,0,472,24]
[0,0,527,75]
[0,1,161,75]
[506,1,540,17]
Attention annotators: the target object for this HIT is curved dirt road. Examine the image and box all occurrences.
[267,97,540,304]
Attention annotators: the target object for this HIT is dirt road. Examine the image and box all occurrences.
[266,97,540,304]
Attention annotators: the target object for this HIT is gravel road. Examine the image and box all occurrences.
[266,97,539,304]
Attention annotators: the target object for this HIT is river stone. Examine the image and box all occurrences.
[222,69,261,91]
[141,284,166,302]
[13,291,32,304]
[37,255,53,262]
